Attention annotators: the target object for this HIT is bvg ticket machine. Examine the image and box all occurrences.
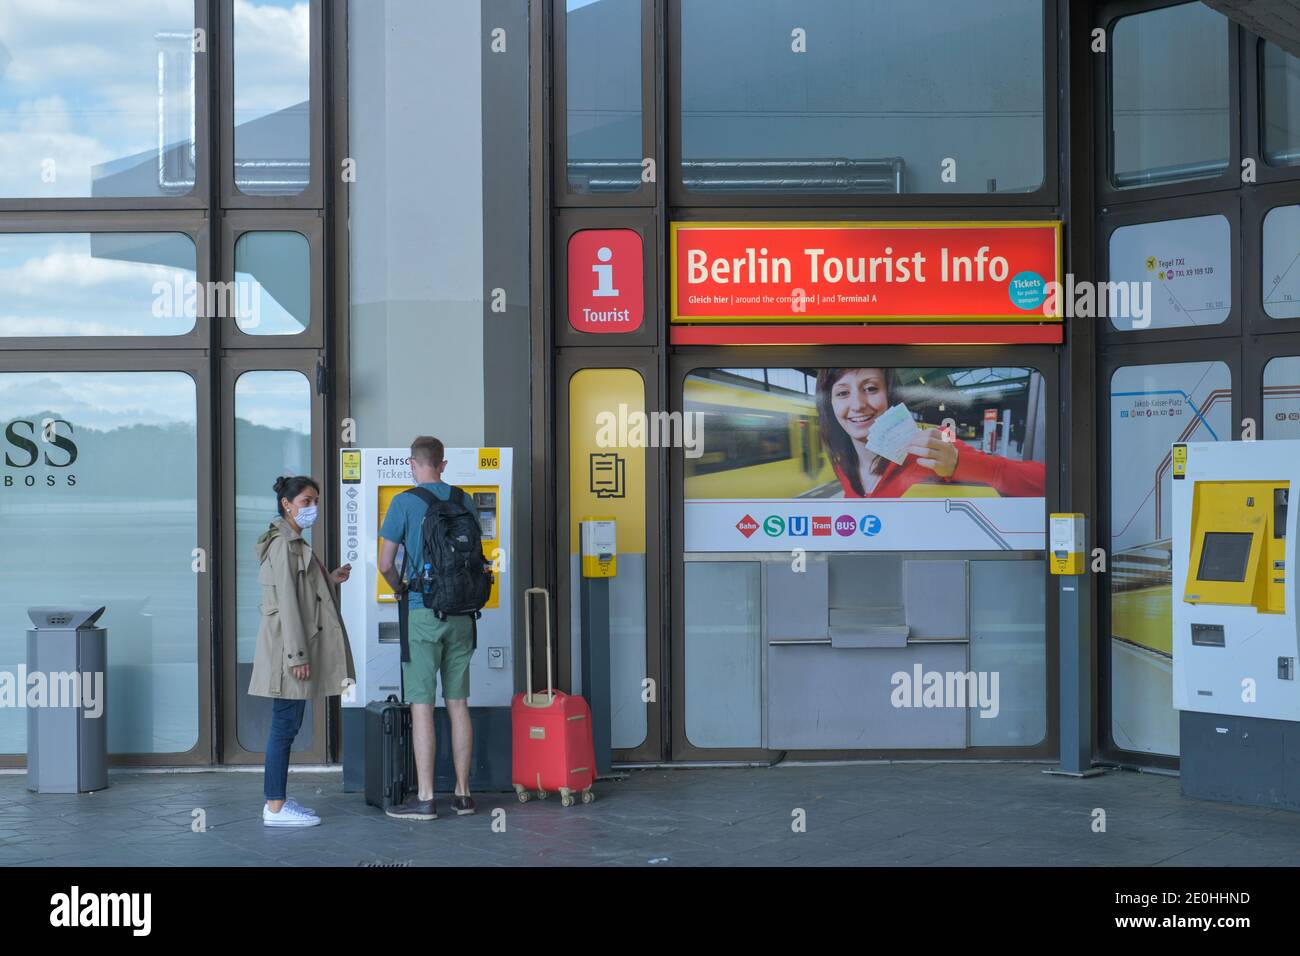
[338,447,513,790]
[1172,440,1300,808]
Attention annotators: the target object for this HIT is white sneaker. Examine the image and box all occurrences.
[263,802,321,828]
[284,796,315,815]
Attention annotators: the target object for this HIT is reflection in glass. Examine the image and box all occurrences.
[235,371,312,752]
[235,0,310,195]
[1263,41,1300,167]
[680,0,1043,194]
[684,562,761,748]
[0,1,196,198]
[1111,3,1229,188]
[0,233,197,337]
[0,372,198,754]
[1108,361,1232,756]
[234,231,310,335]
[566,0,642,193]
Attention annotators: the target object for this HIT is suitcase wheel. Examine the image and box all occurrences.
[513,784,530,803]
[561,792,574,808]
[536,788,548,801]
[581,788,595,804]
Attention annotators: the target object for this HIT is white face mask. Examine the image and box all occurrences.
[294,504,318,529]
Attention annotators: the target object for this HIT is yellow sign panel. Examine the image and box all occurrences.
[341,449,361,483]
[569,369,647,556]
[478,448,501,470]
[1172,444,1187,479]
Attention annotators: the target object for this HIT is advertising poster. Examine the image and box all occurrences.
[1108,361,1231,756]
[683,366,1047,552]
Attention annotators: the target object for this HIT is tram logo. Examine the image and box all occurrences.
[811,516,832,536]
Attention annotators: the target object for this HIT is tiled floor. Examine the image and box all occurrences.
[2,761,1299,866]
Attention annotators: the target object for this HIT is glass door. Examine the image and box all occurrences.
[219,351,328,763]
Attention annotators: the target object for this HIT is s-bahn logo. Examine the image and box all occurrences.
[3,419,78,488]
[738,513,884,539]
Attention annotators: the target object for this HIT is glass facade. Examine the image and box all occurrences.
[0,1,197,199]
[566,0,643,194]
[0,372,199,754]
[233,0,311,196]
[1110,2,1230,188]
[679,0,1045,194]
[1262,40,1300,168]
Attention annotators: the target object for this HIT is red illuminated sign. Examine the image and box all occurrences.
[671,221,1061,324]
[568,229,644,333]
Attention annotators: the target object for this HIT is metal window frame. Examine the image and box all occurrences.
[1096,338,1241,771]
[0,214,211,351]
[218,352,329,765]
[1245,35,1300,185]
[1094,0,1242,208]
[0,0,211,213]
[1244,180,1300,336]
[219,0,325,209]
[666,0,1061,209]
[1248,331,1300,439]
[1095,191,1244,349]
[667,344,1061,762]
[552,0,658,208]
[0,351,215,767]
[219,211,326,349]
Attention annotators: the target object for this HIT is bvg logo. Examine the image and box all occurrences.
[3,419,78,488]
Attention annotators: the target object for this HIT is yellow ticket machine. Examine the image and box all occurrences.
[338,447,512,708]
[1172,441,1295,720]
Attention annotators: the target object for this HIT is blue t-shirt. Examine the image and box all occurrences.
[380,482,479,609]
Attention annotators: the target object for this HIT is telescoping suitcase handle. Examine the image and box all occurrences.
[523,586,555,705]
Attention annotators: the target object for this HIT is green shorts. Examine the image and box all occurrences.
[403,609,474,704]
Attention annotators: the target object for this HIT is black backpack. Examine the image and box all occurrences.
[397,487,493,662]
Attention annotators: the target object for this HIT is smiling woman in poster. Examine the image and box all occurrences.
[815,367,1046,498]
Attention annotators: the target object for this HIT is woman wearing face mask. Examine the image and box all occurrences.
[249,475,356,827]
[815,367,1046,498]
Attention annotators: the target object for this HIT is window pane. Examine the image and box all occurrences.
[1109,361,1232,756]
[0,372,199,754]
[1263,205,1300,320]
[680,0,1044,194]
[685,561,761,748]
[1111,3,1229,188]
[0,0,196,198]
[235,371,313,752]
[234,0,310,196]
[566,0,642,193]
[1264,356,1300,438]
[1107,215,1231,331]
[0,233,198,337]
[1262,41,1300,167]
[233,231,310,335]
[969,560,1046,746]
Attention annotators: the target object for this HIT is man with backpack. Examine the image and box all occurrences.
[378,436,492,821]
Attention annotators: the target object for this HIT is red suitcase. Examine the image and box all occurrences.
[512,587,596,807]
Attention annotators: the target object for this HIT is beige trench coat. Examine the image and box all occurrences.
[248,516,356,700]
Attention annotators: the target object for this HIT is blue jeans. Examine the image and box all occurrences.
[263,698,307,802]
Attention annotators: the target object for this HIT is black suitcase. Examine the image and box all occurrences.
[364,695,415,810]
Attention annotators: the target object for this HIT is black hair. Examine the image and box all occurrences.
[815,367,900,496]
[273,475,320,516]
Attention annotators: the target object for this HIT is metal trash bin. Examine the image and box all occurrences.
[26,607,108,793]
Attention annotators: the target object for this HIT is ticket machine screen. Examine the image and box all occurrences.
[1197,532,1253,583]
